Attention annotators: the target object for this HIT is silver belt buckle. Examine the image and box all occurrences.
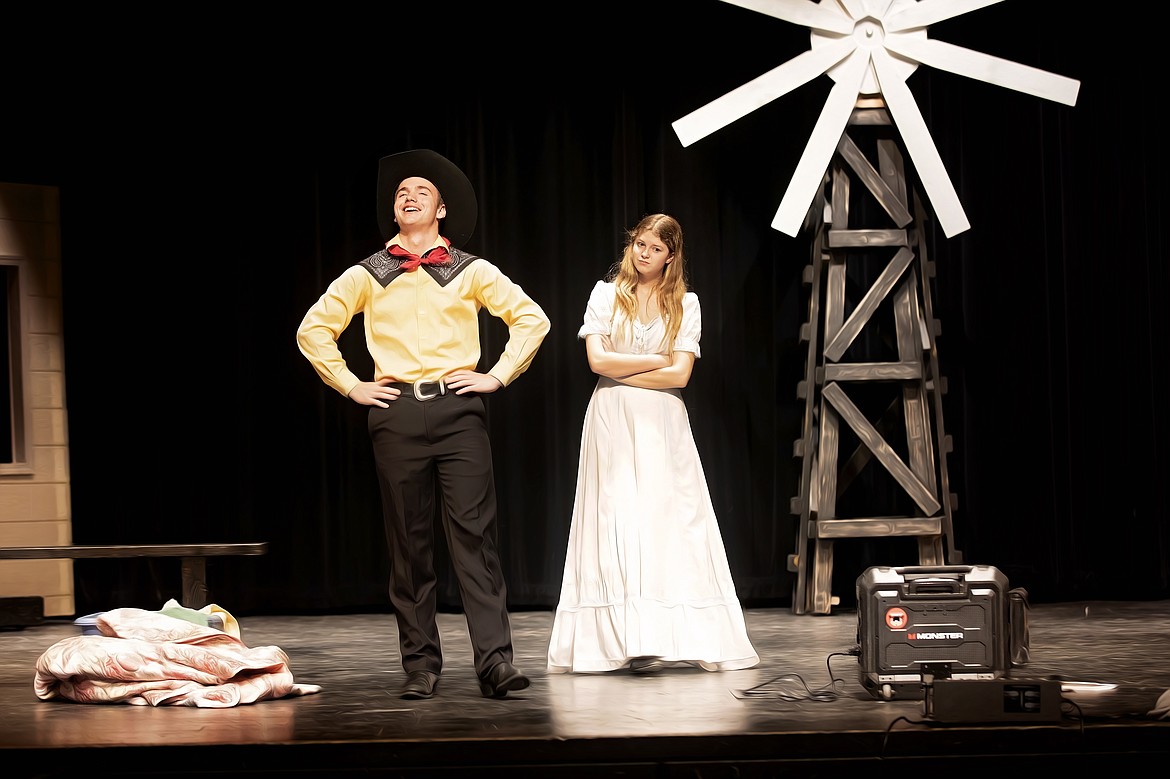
[413,378,446,401]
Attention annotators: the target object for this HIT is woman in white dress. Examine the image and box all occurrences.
[547,214,760,674]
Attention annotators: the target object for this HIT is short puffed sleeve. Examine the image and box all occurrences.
[674,292,702,357]
[578,280,614,339]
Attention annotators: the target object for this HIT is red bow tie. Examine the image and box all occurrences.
[388,244,451,271]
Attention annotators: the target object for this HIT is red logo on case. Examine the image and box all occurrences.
[886,607,907,630]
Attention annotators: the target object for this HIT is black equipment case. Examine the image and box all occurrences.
[856,564,1026,700]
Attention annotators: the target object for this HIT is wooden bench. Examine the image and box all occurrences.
[0,542,268,610]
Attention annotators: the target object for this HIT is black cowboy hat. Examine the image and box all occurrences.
[376,149,477,246]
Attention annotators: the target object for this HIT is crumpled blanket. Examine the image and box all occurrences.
[34,607,322,707]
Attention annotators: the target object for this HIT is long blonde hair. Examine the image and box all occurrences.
[605,213,688,353]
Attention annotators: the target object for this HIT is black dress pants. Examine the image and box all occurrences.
[368,392,514,678]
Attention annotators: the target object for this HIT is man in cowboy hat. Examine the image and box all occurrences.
[297,149,550,699]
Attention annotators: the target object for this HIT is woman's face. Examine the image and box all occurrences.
[631,230,673,281]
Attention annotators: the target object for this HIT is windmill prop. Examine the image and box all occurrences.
[673,0,1080,614]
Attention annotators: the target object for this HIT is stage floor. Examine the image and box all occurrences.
[2,600,1168,777]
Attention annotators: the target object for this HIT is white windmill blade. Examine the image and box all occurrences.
[773,49,872,236]
[840,0,899,21]
[885,34,1080,105]
[870,47,971,237]
[719,0,855,34]
[884,0,1005,32]
[836,0,869,20]
[673,36,856,148]
[855,0,895,17]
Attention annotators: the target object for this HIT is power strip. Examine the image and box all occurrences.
[925,678,1063,723]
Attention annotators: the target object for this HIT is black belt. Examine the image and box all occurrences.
[389,379,448,401]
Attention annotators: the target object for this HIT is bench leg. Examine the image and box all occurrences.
[180,557,208,609]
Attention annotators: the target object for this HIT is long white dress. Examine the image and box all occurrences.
[546,281,760,673]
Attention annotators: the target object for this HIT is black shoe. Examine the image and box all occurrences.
[400,670,439,700]
[478,662,530,699]
[629,657,667,674]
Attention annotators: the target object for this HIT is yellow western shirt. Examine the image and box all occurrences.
[297,245,550,398]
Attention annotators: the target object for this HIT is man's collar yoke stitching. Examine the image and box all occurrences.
[359,248,479,288]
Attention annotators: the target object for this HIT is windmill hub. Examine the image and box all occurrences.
[856,20,883,46]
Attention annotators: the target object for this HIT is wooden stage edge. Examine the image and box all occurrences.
[1,600,1168,777]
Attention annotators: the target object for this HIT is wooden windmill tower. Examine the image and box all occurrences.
[672,0,1079,614]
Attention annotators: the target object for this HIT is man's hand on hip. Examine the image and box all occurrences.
[445,370,503,395]
[348,379,402,407]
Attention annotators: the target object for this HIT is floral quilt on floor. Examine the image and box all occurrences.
[34,606,321,707]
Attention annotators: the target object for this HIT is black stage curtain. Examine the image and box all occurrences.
[2,3,1166,616]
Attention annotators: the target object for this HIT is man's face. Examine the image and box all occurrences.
[394,176,446,232]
